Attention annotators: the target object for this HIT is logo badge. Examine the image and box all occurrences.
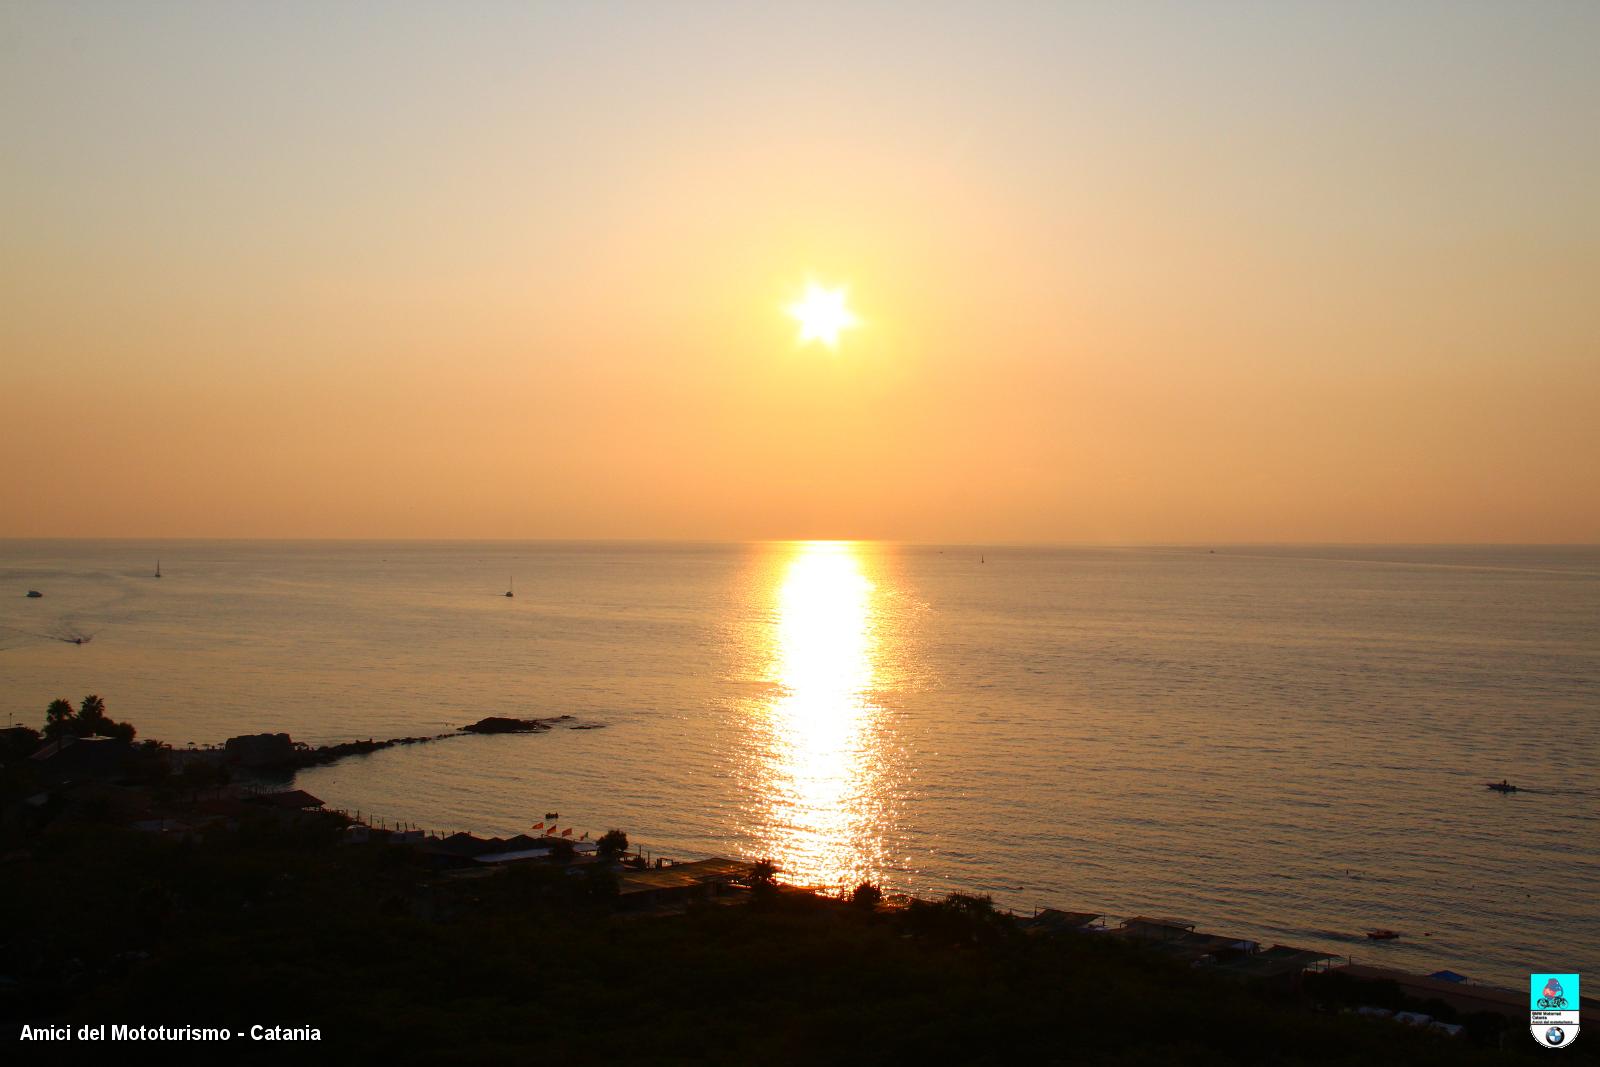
[1530,973,1580,1049]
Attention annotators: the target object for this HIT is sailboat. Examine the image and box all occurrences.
[504,576,514,598]
[154,560,162,579]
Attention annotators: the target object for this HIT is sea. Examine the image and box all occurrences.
[2,540,1596,986]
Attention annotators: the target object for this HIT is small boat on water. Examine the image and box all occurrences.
[26,590,43,598]
[155,560,162,578]
[504,576,514,598]
[1486,780,1519,793]
[1366,929,1401,941]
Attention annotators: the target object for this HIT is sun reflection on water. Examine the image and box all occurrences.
[748,541,889,891]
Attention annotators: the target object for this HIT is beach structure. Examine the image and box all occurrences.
[1021,909,1103,935]
[1111,917,1257,962]
[1331,964,1599,1026]
[616,858,754,911]
[1095,915,1343,987]
[474,847,555,865]
[248,789,325,811]
[434,832,505,857]
[1112,916,1256,947]
[1111,916,1198,942]
[413,831,600,869]
[1210,945,1340,986]
[29,735,135,783]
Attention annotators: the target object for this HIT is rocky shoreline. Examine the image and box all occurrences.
[223,715,604,771]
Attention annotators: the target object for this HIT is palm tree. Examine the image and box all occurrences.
[44,698,76,739]
[78,694,107,727]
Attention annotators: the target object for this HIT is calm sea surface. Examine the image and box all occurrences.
[3,540,1596,985]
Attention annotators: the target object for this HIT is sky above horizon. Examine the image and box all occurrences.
[3,2,1597,542]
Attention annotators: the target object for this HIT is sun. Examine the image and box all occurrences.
[787,282,859,349]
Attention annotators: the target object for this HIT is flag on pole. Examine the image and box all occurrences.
[531,821,544,830]
[547,826,556,835]
[562,828,573,837]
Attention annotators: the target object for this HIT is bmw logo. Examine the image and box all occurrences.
[1546,1026,1566,1046]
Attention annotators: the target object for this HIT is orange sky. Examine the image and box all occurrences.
[3,3,1596,542]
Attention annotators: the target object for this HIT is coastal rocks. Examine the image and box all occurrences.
[461,715,573,734]
[307,738,412,764]
[220,715,599,772]
[222,732,433,771]
[224,733,296,769]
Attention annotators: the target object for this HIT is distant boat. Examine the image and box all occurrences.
[154,560,162,579]
[504,576,514,598]
[26,590,43,598]
[1486,780,1519,793]
[1366,929,1401,941]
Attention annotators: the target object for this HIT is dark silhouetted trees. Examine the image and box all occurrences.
[596,829,628,858]
[850,881,883,910]
[748,857,778,900]
[1,724,41,761]
[44,699,76,740]
[39,695,136,743]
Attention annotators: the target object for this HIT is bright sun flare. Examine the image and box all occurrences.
[787,282,859,349]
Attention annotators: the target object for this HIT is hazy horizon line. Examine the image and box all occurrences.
[3,536,1596,549]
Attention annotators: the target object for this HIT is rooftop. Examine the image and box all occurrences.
[1212,945,1338,980]
[1022,909,1102,933]
[1113,917,1198,940]
[616,858,754,896]
[474,848,554,865]
[248,789,325,809]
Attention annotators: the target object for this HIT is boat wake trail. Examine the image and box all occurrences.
[1,623,98,646]
[0,627,36,652]
[53,626,96,645]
